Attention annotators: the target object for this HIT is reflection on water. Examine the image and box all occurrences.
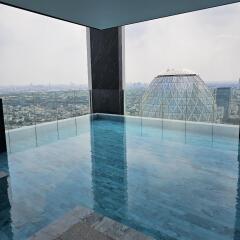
[90,115,128,221]
[0,114,239,240]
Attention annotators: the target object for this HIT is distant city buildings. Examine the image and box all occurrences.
[1,90,90,129]
[0,76,239,129]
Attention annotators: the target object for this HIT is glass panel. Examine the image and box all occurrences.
[123,88,141,135]
[125,87,144,117]
[212,86,239,151]
[34,92,58,146]
[56,91,76,139]
[75,90,91,135]
[0,90,91,153]
[161,85,186,143]
[7,93,36,152]
[185,77,214,146]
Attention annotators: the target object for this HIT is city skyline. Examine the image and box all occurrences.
[0,77,239,95]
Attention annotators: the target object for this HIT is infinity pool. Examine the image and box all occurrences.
[0,114,239,240]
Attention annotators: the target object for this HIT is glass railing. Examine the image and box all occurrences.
[1,87,239,153]
[1,90,90,153]
[125,87,240,124]
[125,87,239,147]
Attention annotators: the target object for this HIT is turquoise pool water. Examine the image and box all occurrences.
[0,114,239,240]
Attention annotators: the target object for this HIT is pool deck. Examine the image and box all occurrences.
[29,205,154,240]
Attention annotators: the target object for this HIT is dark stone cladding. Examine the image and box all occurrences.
[88,27,124,114]
[90,89,124,114]
[0,171,12,239]
[0,99,7,153]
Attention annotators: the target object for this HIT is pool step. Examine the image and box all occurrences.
[29,206,155,240]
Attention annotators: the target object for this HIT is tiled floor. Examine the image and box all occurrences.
[57,223,114,240]
[29,206,154,240]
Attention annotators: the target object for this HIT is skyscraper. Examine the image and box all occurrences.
[215,87,232,123]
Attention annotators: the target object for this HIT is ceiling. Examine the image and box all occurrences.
[0,0,239,29]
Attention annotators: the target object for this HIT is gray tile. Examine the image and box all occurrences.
[30,230,54,240]
[58,222,114,240]
[30,204,155,240]
[82,212,104,227]
[70,206,93,221]
[119,229,155,240]
[29,206,93,240]
[94,217,129,239]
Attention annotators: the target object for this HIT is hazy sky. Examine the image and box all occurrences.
[0,4,88,86]
[0,3,240,87]
[125,2,240,84]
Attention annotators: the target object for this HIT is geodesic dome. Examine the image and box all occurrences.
[142,70,215,122]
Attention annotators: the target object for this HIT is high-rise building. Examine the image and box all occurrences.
[142,69,215,122]
[215,87,232,123]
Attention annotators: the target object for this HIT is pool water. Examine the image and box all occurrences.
[0,114,239,240]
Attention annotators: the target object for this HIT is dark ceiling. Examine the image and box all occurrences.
[0,0,239,29]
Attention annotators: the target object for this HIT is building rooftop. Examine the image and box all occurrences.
[156,69,197,78]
